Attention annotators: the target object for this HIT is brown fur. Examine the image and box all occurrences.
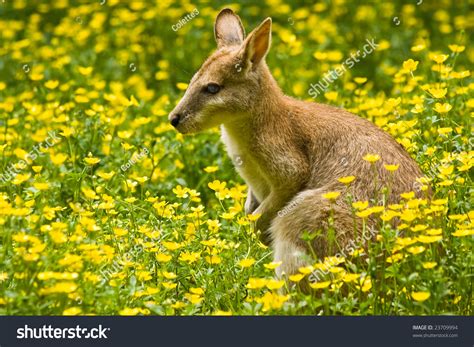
[169,9,424,278]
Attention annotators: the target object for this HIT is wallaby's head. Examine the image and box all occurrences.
[169,9,273,133]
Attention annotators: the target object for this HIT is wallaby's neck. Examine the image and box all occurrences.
[251,63,286,116]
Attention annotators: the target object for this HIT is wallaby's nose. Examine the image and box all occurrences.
[170,114,181,127]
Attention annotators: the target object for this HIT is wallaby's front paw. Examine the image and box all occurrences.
[254,215,272,245]
[245,201,259,214]
[258,231,272,246]
[244,192,260,214]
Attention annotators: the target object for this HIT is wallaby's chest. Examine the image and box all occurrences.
[220,125,271,202]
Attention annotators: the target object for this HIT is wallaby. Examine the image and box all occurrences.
[169,9,424,278]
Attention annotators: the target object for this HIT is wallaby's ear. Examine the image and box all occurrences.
[214,8,245,48]
[238,17,272,70]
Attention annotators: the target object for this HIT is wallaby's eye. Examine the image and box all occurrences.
[205,83,221,94]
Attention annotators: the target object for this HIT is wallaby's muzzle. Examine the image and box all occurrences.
[169,113,181,127]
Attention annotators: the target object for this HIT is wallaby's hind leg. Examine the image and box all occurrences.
[270,188,358,278]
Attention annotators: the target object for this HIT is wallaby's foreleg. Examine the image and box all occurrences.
[253,190,297,245]
[244,189,260,214]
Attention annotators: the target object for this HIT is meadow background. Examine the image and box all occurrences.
[0,0,472,315]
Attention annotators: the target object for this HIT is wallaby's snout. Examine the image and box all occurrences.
[169,112,181,127]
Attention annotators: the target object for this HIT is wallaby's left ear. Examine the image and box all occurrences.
[214,8,245,48]
[239,18,272,69]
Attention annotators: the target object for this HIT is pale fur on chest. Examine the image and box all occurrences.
[220,124,270,202]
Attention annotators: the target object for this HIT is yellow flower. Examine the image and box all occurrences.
[190,287,204,295]
[39,282,77,295]
[63,307,82,316]
[363,153,380,163]
[452,229,473,237]
[387,253,404,263]
[208,180,226,192]
[172,185,189,198]
[246,277,267,289]
[128,95,139,107]
[33,182,49,190]
[44,80,59,89]
[162,271,177,280]
[384,164,399,172]
[411,44,426,52]
[265,279,285,290]
[407,245,425,255]
[179,251,200,263]
[204,166,218,173]
[322,191,340,200]
[352,200,369,210]
[343,273,361,283]
[263,261,282,270]
[238,258,256,268]
[171,301,186,309]
[338,176,356,184]
[119,308,140,315]
[402,59,419,72]
[113,227,128,237]
[309,281,331,289]
[422,262,437,269]
[289,274,305,282]
[221,212,236,220]
[354,77,367,84]
[162,282,177,290]
[247,213,261,221]
[50,153,68,165]
[162,241,182,251]
[156,253,172,262]
[360,277,372,292]
[448,44,465,53]
[83,154,100,165]
[400,191,415,200]
[430,54,448,64]
[411,104,424,114]
[12,173,30,185]
[78,66,93,76]
[176,82,188,90]
[185,293,203,305]
[437,127,452,136]
[416,235,442,244]
[0,272,9,282]
[324,91,338,101]
[428,88,447,99]
[298,266,314,275]
[411,291,431,302]
[433,102,452,113]
[50,230,67,243]
[59,127,74,137]
[205,255,221,264]
[256,292,289,312]
[97,171,115,180]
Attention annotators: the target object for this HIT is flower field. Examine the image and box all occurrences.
[0,0,472,315]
